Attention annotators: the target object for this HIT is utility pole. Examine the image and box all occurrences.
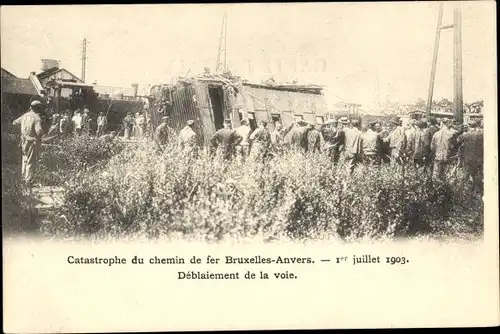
[426,2,444,118]
[426,2,463,124]
[453,3,464,124]
[215,9,228,73]
[80,38,88,82]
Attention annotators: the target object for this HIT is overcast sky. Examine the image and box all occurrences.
[1,2,496,108]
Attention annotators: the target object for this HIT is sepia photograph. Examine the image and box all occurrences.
[1,2,498,332]
[1,2,489,243]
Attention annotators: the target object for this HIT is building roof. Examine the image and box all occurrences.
[45,80,94,88]
[1,67,17,78]
[1,77,40,96]
[37,67,82,82]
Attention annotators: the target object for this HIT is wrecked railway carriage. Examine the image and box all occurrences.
[149,75,328,147]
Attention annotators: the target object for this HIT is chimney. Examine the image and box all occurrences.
[131,83,139,99]
[41,59,60,71]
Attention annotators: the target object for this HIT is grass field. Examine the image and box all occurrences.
[2,132,483,242]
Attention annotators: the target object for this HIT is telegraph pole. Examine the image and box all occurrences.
[81,38,88,82]
[453,4,464,124]
[426,2,444,118]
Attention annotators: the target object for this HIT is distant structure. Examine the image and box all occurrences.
[41,59,60,72]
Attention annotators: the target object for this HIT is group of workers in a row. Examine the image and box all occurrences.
[151,112,483,191]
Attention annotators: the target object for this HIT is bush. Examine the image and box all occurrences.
[38,134,125,186]
[39,140,483,242]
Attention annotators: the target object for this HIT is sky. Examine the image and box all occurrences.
[1,2,496,109]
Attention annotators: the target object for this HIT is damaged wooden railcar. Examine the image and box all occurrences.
[149,74,329,147]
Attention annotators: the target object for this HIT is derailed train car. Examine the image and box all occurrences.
[149,74,329,147]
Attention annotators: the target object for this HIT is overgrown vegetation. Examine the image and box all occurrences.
[2,135,480,242]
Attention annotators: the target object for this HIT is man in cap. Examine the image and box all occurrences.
[123,112,135,139]
[270,121,285,155]
[431,118,458,180]
[322,119,345,165]
[457,119,483,192]
[235,119,252,160]
[383,117,407,165]
[283,118,312,152]
[96,111,108,138]
[178,120,198,155]
[406,120,427,170]
[343,118,363,174]
[154,116,174,147]
[72,108,83,136]
[361,121,383,165]
[210,118,243,160]
[249,120,272,162]
[422,116,440,174]
[12,100,45,187]
[307,122,325,154]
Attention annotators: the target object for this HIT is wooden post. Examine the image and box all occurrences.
[426,2,444,118]
[453,4,464,124]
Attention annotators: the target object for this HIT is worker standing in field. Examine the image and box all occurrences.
[96,112,108,138]
[361,121,383,165]
[457,120,483,192]
[343,119,363,174]
[72,109,83,137]
[431,118,458,180]
[283,118,312,153]
[154,116,174,148]
[383,117,407,165]
[307,123,324,154]
[249,120,272,162]
[178,120,198,155]
[123,112,135,139]
[406,120,427,170]
[235,119,251,160]
[210,119,243,161]
[422,116,440,174]
[12,100,45,188]
[270,122,285,156]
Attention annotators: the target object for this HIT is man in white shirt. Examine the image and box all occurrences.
[72,109,83,136]
[235,119,251,160]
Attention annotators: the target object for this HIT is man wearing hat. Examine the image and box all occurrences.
[430,118,459,180]
[235,119,252,160]
[322,119,344,165]
[154,116,174,147]
[12,100,45,187]
[307,122,325,154]
[361,121,383,165]
[123,112,135,139]
[283,118,312,152]
[210,118,243,160]
[422,116,440,174]
[178,120,198,155]
[383,117,407,165]
[343,119,363,174]
[456,119,483,192]
[249,120,272,162]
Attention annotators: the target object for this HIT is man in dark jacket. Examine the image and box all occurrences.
[307,123,324,154]
[321,119,345,165]
[361,121,382,165]
[422,116,440,174]
[211,119,243,160]
[283,118,312,153]
[457,120,483,192]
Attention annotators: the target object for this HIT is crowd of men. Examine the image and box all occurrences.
[152,113,484,192]
[11,99,484,194]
